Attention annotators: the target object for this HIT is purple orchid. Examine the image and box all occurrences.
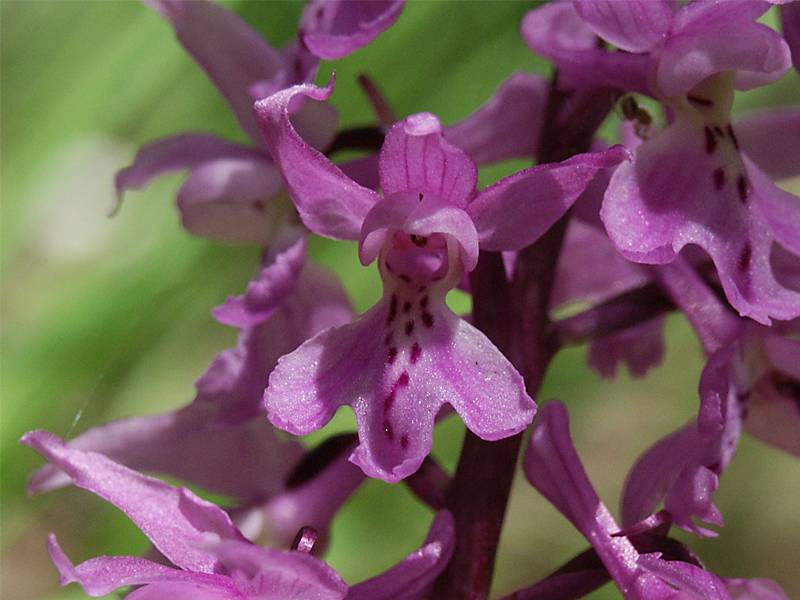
[515,401,790,600]
[621,319,800,537]
[115,0,402,243]
[29,238,361,546]
[23,430,454,600]
[253,77,627,482]
[524,0,800,324]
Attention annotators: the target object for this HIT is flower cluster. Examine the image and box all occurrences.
[22,1,800,599]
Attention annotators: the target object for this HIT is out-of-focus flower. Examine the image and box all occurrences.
[22,431,453,600]
[255,77,627,482]
[517,401,789,600]
[116,0,402,244]
[28,238,359,546]
[622,320,800,536]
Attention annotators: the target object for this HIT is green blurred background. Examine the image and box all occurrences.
[1,1,798,598]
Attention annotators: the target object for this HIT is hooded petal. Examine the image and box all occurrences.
[379,113,478,208]
[359,193,479,271]
[469,146,629,252]
[444,72,548,165]
[114,133,261,203]
[175,156,286,244]
[145,0,285,145]
[254,78,380,240]
[46,534,237,599]
[22,431,245,573]
[601,116,800,324]
[521,2,651,93]
[346,511,455,600]
[300,0,404,60]
[265,291,533,482]
[735,108,800,181]
[573,0,673,53]
[213,238,307,328]
[657,8,791,95]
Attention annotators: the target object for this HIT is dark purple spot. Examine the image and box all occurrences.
[400,435,409,449]
[253,201,266,211]
[707,461,722,475]
[417,285,427,293]
[397,371,410,387]
[712,168,725,190]
[387,347,398,364]
[713,125,724,137]
[384,390,396,413]
[400,274,412,283]
[727,124,739,149]
[736,174,749,202]
[771,371,800,412]
[410,343,422,364]
[738,243,752,272]
[687,94,713,107]
[421,312,434,328]
[402,301,412,313]
[385,261,394,273]
[418,193,424,201]
[704,126,717,154]
[410,234,427,247]
[387,295,398,324]
[420,295,429,309]
[383,420,394,440]
[405,320,415,336]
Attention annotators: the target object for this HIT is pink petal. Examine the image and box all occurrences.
[379,113,478,208]
[735,109,800,181]
[47,534,237,598]
[22,431,245,573]
[254,78,380,240]
[444,72,548,165]
[469,146,629,252]
[114,133,261,206]
[145,0,285,145]
[521,2,651,93]
[747,158,800,256]
[265,292,533,482]
[601,117,800,324]
[347,511,455,600]
[588,318,665,379]
[726,578,790,600]
[212,540,347,599]
[300,0,404,60]
[658,12,791,95]
[213,238,307,328]
[524,402,653,597]
[573,0,673,53]
[27,405,298,503]
[176,156,285,244]
[359,193,479,271]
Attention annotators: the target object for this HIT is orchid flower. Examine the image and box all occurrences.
[115,0,402,243]
[254,77,627,482]
[22,430,454,600]
[524,0,800,324]
[516,401,790,600]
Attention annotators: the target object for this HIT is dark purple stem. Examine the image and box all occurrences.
[403,456,451,510]
[433,80,620,599]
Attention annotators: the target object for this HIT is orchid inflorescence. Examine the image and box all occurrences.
[22,1,800,599]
